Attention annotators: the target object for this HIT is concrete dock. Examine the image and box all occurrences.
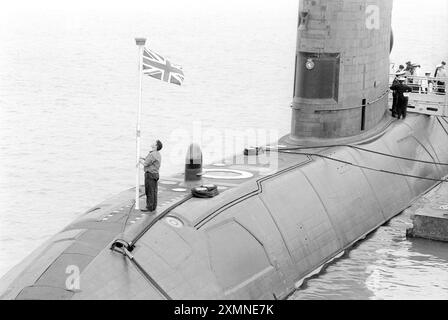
[406,182,448,242]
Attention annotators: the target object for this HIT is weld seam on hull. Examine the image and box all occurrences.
[130,195,193,247]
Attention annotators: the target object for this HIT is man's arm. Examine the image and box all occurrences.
[143,153,155,167]
[137,153,153,167]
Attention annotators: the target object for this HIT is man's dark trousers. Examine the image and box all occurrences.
[145,172,158,211]
[397,97,409,119]
[392,92,398,117]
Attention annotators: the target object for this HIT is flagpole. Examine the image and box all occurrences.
[135,37,146,210]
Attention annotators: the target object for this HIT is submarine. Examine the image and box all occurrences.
[1,0,448,300]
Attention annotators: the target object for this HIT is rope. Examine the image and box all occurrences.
[436,117,448,136]
[274,150,448,183]
[440,115,448,128]
[268,144,448,166]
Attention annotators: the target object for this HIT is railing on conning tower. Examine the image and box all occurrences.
[388,74,447,116]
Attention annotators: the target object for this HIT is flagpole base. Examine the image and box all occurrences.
[135,186,141,210]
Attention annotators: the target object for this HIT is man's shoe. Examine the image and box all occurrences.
[141,209,150,212]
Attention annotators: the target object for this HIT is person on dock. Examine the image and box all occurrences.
[421,72,431,94]
[434,61,446,94]
[412,65,422,92]
[390,77,412,120]
[404,61,414,79]
[395,64,405,77]
[140,140,163,213]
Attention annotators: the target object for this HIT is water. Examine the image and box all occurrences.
[291,207,448,300]
[0,0,447,299]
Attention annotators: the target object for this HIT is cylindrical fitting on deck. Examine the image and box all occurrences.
[185,143,203,182]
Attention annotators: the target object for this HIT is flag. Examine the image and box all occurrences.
[142,48,184,86]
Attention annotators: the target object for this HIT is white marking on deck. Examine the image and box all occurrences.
[202,169,254,180]
[160,181,178,185]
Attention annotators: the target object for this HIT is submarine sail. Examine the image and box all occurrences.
[289,0,393,144]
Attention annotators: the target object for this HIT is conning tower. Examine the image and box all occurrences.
[289,0,393,144]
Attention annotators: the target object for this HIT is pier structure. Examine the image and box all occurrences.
[407,182,448,242]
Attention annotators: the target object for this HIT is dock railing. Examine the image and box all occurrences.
[389,74,447,116]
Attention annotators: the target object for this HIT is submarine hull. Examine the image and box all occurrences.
[1,114,448,300]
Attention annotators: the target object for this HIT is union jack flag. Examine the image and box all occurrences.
[142,48,184,86]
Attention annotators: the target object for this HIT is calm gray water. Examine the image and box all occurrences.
[0,0,447,299]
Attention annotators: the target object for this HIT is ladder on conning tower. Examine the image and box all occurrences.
[389,74,448,117]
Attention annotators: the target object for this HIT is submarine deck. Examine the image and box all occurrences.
[0,134,313,299]
[2,114,448,299]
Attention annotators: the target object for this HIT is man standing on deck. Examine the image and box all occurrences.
[140,140,163,213]
[391,67,406,117]
[390,77,412,120]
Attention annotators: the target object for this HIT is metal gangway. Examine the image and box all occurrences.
[389,74,447,116]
